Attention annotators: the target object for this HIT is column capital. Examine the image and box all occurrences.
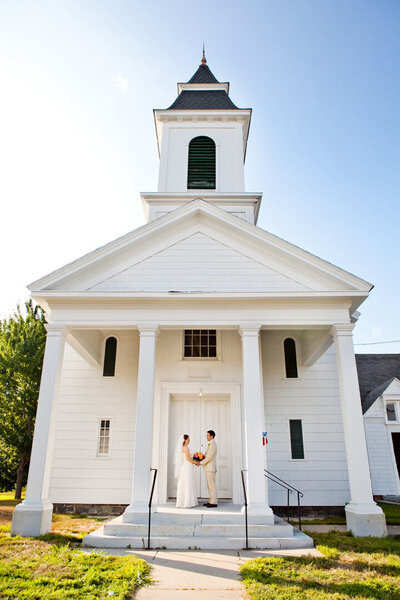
[238,323,262,337]
[330,323,355,338]
[137,324,160,337]
[44,324,70,339]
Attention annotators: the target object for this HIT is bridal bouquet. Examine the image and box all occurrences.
[193,451,204,461]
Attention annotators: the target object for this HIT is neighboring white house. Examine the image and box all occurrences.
[12,55,386,539]
[357,354,400,497]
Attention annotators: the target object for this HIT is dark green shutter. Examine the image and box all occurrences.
[289,419,304,459]
[187,136,216,189]
[103,337,117,376]
[284,338,298,378]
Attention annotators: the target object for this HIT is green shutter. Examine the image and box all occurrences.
[289,419,304,459]
[187,136,216,189]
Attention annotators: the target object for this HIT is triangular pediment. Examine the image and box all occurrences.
[88,232,311,293]
[29,200,372,298]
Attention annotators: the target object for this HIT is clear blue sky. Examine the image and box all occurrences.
[0,0,399,352]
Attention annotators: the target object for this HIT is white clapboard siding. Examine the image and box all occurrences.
[364,397,399,495]
[48,332,139,504]
[261,331,350,506]
[89,233,311,292]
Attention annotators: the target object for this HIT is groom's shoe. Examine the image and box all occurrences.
[204,503,218,507]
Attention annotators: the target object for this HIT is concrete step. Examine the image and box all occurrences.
[121,511,279,526]
[83,527,313,550]
[104,521,294,538]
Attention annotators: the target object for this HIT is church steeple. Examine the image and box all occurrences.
[147,57,260,225]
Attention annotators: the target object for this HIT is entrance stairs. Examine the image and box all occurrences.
[82,503,314,550]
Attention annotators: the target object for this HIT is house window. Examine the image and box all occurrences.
[284,338,298,378]
[386,403,397,422]
[103,337,117,376]
[98,419,110,456]
[289,419,304,459]
[187,136,216,189]
[184,329,217,358]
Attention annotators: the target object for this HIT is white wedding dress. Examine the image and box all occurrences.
[176,447,197,508]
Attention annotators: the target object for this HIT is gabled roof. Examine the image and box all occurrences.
[168,90,238,110]
[188,63,219,83]
[29,199,373,304]
[356,354,400,413]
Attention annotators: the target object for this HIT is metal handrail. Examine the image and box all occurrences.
[240,469,249,550]
[264,469,304,530]
[147,468,158,549]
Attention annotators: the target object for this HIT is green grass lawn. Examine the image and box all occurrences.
[0,492,151,600]
[241,530,400,600]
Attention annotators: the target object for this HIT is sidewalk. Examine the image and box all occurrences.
[94,547,322,599]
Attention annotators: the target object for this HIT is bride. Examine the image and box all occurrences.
[174,434,199,508]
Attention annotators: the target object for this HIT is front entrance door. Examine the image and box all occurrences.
[168,395,232,499]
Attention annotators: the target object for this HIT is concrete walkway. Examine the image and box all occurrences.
[91,547,322,599]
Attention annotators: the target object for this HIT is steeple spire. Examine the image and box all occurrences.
[201,44,207,65]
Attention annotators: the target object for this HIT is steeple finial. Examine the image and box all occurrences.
[201,43,207,65]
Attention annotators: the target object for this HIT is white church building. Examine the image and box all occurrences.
[12,55,387,543]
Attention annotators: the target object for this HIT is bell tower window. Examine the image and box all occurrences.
[187,136,216,189]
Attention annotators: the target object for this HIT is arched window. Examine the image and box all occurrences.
[284,338,298,378]
[187,136,216,189]
[103,337,117,377]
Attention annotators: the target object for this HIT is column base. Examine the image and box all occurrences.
[345,502,387,537]
[11,500,53,537]
[242,503,275,524]
[122,502,155,522]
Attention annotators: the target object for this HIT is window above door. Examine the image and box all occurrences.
[183,329,220,360]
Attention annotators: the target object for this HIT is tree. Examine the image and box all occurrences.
[0,300,46,499]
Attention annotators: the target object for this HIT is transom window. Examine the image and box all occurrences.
[98,419,110,456]
[184,329,217,358]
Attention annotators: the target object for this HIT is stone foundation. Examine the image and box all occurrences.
[272,505,345,518]
[53,503,345,518]
[53,503,128,516]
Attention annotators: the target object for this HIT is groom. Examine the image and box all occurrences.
[201,430,218,507]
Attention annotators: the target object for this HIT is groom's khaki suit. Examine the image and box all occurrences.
[202,440,217,505]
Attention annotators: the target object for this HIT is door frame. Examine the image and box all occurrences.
[153,382,242,505]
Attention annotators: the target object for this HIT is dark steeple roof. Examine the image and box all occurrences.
[167,54,239,111]
[168,90,238,110]
[188,64,219,84]
[355,354,400,413]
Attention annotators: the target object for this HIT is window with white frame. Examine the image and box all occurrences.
[386,402,398,422]
[184,330,217,358]
[98,419,111,455]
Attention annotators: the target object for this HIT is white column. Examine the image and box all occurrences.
[11,324,68,536]
[239,325,274,522]
[331,324,387,537]
[124,324,159,516]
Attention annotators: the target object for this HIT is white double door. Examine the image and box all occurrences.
[168,395,232,499]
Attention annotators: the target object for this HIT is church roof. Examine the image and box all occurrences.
[168,90,238,110]
[356,354,400,413]
[188,63,219,83]
[166,54,240,110]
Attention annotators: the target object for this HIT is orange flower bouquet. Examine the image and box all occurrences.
[193,452,204,461]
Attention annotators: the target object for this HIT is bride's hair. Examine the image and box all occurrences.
[182,434,189,446]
